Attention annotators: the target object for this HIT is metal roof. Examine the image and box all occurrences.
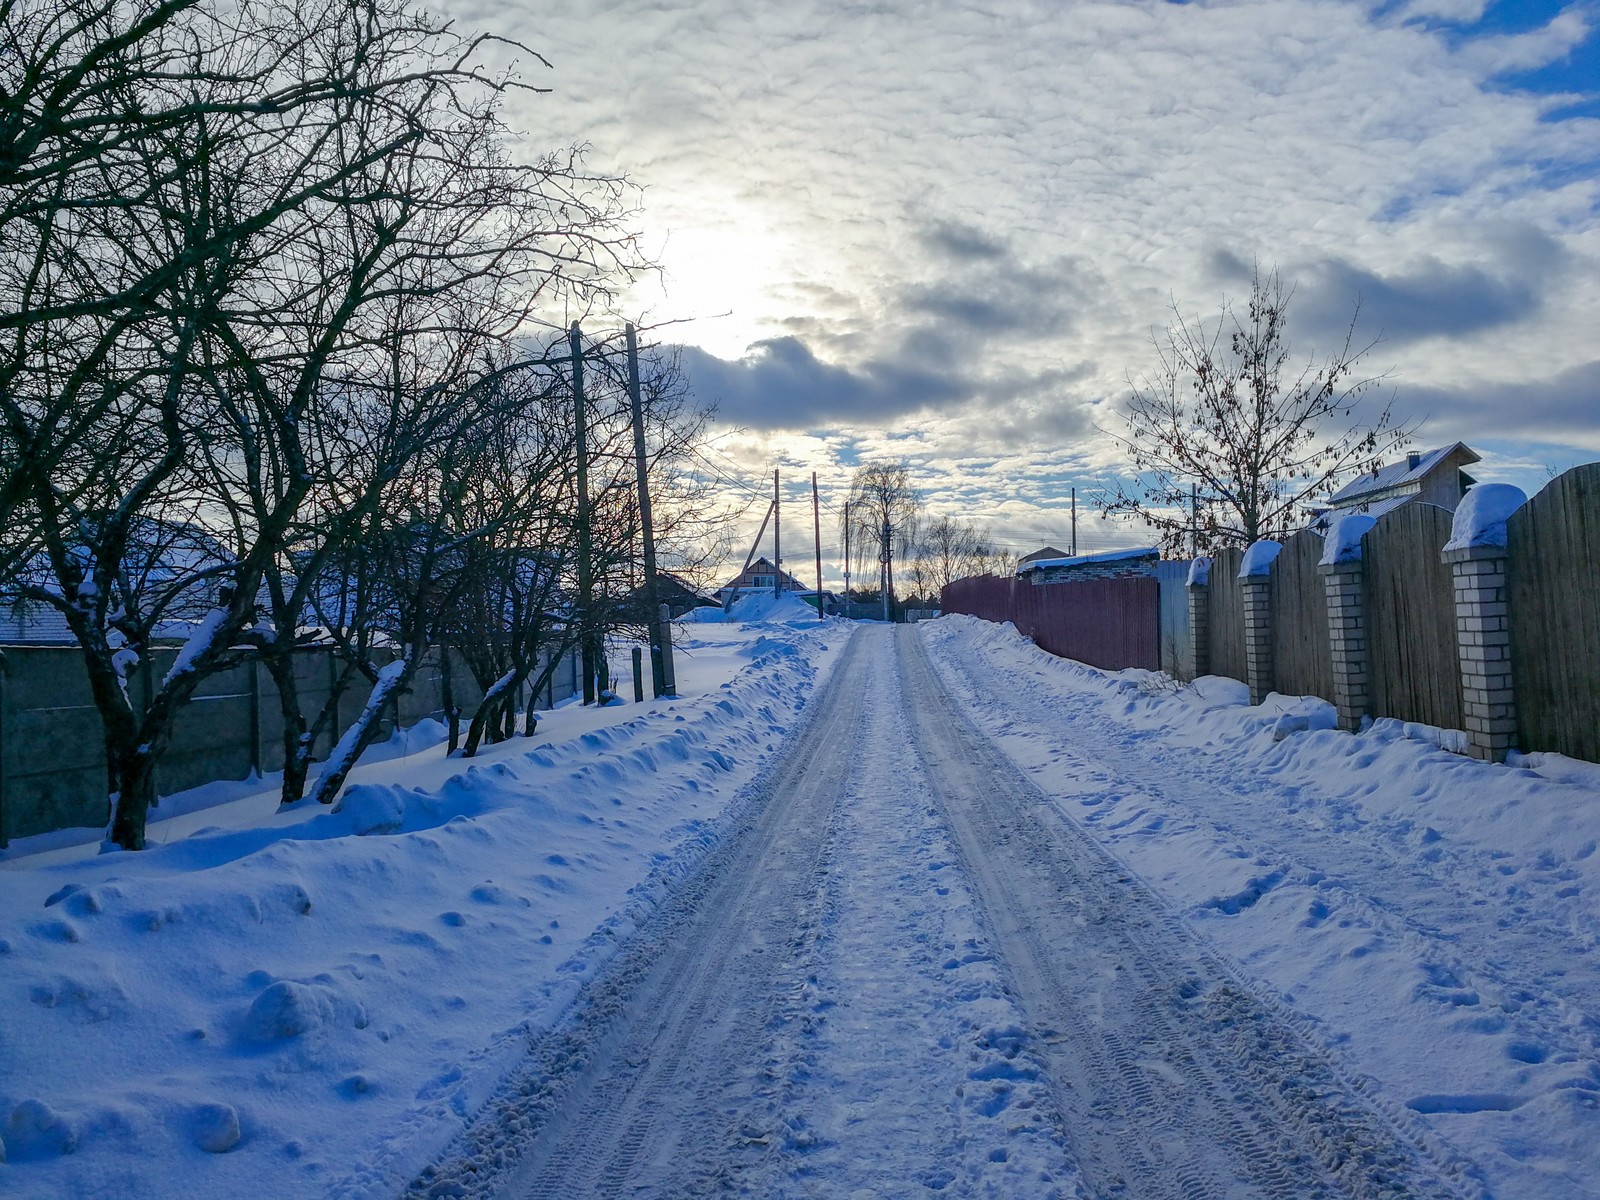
[1326,443,1480,506]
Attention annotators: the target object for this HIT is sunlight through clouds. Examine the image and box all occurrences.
[449,0,1600,553]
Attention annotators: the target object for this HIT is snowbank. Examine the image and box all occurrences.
[0,618,853,1199]
[921,614,1600,1198]
[682,591,826,627]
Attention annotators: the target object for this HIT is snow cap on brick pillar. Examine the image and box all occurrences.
[1239,540,1282,706]
[1318,513,1377,733]
[1186,556,1211,679]
[1442,483,1527,763]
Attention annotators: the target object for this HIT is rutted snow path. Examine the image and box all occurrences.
[409,625,1473,1199]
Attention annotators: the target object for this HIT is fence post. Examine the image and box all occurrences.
[1240,541,1282,706]
[1316,513,1375,734]
[0,655,8,849]
[1319,561,1369,732]
[248,659,262,776]
[1444,544,1518,761]
[658,603,677,696]
[1186,558,1211,679]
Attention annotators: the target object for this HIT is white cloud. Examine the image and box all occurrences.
[1397,0,1489,23]
[441,0,1600,554]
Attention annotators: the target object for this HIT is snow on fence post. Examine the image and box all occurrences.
[1318,514,1376,733]
[1239,541,1282,706]
[1443,484,1527,763]
[1186,557,1211,679]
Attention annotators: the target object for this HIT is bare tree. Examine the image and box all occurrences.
[907,515,999,599]
[0,0,644,847]
[445,365,583,756]
[842,462,921,621]
[1096,265,1414,554]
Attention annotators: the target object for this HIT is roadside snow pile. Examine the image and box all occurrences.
[0,618,852,1200]
[683,591,825,627]
[923,614,1600,1199]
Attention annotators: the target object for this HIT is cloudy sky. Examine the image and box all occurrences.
[452,0,1599,577]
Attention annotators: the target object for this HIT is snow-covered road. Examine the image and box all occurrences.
[413,625,1474,1199]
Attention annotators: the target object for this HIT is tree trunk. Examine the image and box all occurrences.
[463,667,520,757]
[258,650,312,807]
[106,741,158,851]
[312,658,413,804]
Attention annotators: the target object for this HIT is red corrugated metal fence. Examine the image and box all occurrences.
[940,574,1160,671]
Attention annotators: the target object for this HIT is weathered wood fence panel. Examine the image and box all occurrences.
[1363,504,1463,730]
[1208,547,1247,683]
[1270,530,1333,699]
[1509,463,1600,762]
[941,574,1159,671]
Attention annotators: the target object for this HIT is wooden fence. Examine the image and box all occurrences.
[1208,547,1247,683]
[1270,530,1334,701]
[941,574,1159,672]
[1363,503,1463,730]
[1509,463,1600,763]
[935,461,1600,766]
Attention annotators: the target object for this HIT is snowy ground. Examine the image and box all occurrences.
[6,605,1600,1198]
[0,595,848,1199]
[923,614,1600,1199]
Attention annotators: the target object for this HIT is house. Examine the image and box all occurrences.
[0,516,232,645]
[1018,545,1071,565]
[1017,546,1161,584]
[616,572,719,621]
[717,556,808,603]
[1309,443,1481,531]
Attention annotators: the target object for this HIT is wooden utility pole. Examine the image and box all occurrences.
[1071,487,1078,557]
[842,501,851,614]
[626,323,673,697]
[881,518,892,623]
[773,468,782,598]
[571,321,595,705]
[812,471,823,621]
[1190,483,1199,557]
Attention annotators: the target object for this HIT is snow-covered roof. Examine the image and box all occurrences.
[1018,545,1071,564]
[1307,492,1414,532]
[1016,546,1159,574]
[1326,443,1480,507]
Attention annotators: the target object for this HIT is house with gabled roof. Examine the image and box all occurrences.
[716,556,807,603]
[1308,443,1481,532]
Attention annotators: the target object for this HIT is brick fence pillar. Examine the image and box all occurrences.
[1319,561,1369,732]
[1187,584,1210,679]
[1443,544,1517,762]
[1186,557,1211,680]
[1241,579,1274,706]
[1239,541,1281,707]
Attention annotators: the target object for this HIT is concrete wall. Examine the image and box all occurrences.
[0,643,581,845]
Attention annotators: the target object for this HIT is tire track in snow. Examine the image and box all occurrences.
[926,616,1600,1194]
[899,626,1476,1199]
[403,627,872,1199]
[743,627,1078,1198]
[408,625,1085,1199]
